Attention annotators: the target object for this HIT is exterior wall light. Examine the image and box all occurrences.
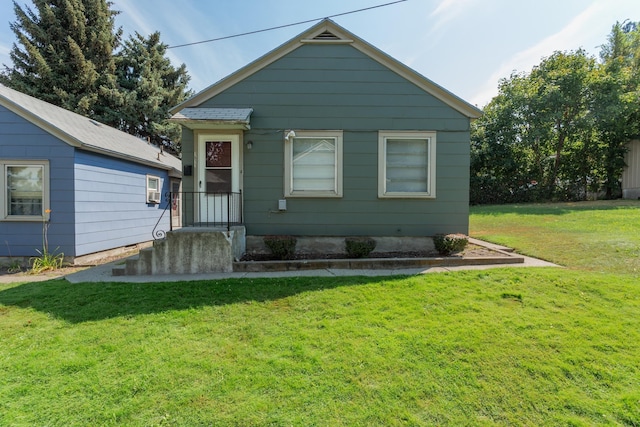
[285,130,296,142]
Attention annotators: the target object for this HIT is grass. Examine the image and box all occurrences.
[0,200,639,425]
[470,199,640,275]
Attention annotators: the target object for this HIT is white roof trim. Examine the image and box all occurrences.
[170,19,482,119]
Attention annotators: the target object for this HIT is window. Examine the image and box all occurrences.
[378,131,436,198]
[1,160,49,220]
[204,140,232,193]
[284,130,343,198]
[147,175,161,203]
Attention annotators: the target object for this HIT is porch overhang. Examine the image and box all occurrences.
[170,107,253,130]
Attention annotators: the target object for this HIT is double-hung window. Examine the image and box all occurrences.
[284,130,343,198]
[378,131,436,198]
[146,175,161,203]
[1,160,49,220]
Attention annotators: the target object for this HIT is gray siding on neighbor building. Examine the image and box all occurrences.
[0,104,76,257]
[74,150,171,256]
[189,43,471,236]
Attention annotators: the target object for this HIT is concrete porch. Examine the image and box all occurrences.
[116,226,246,275]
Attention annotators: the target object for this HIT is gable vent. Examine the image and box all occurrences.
[313,30,340,41]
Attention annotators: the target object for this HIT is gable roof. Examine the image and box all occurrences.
[0,84,182,174]
[170,19,482,119]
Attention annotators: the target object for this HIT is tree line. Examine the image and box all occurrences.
[0,0,191,154]
[471,21,640,204]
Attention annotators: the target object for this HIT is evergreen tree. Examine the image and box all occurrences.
[0,0,123,121]
[115,31,192,154]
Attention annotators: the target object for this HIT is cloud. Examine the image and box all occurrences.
[469,1,607,107]
[429,0,475,34]
[113,1,153,36]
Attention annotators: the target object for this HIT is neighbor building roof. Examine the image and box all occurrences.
[0,84,182,174]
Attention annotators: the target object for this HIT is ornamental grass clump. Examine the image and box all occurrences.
[345,237,377,258]
[30,209,64,274]
[433,233,468,256]
[263,235,297,260]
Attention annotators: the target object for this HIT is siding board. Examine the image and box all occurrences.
[191,42,471,236]
[74,150,170,256]
[0,106,76,257]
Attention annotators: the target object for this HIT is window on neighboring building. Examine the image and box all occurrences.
[147,175,161,203]
[1,160,49,220]
[284,130,343,198]
[378,131,436,198]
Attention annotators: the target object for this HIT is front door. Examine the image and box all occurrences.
[197,134,241,225]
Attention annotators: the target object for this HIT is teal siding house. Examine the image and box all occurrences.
[0,84,182,264]
[170,19,481,240]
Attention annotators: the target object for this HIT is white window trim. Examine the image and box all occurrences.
[1,159,50,221]
[284,130,343,198]
[146,174,161,204]
[378,131,437,199]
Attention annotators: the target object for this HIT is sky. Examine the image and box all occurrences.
[0,0,639,108]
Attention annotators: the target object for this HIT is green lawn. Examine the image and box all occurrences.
[1,201,639,425]
[470,199,640,274]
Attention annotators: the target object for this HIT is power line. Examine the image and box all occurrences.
[167,0,408,50]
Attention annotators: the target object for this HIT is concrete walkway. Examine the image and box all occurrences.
[62,253,558,283]
[0,239,558,285]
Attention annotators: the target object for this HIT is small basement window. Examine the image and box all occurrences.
[147,175,161,204]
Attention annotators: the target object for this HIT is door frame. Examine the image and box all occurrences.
[194,131,243,223]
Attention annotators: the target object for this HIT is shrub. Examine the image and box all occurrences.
[30,248,64,274]
[345,237,376,258]
[263,235,297,260]
[433,233,468,256]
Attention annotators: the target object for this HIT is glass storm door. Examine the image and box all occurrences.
[197,134,240,224]
[170,179,182,229]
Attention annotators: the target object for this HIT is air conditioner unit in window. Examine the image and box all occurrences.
[148,192,161,203]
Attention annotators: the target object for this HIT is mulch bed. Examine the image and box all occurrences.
[240,243,499,261]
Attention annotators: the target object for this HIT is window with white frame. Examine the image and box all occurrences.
[378,131,436,198]
[284,130,343,198]
[146,175,161,203]
[1,160,49,220]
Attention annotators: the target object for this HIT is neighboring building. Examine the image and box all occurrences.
[169,19,482,240]
[0,84,181,264]
[622,140,640,199]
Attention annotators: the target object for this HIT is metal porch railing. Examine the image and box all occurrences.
[153,191,243,239]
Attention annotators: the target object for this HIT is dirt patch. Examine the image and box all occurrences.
[0,251,134,281]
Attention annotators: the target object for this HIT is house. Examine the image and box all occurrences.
[622,140,640,199]
[0,84,182,265]
[122,19,482,274]
[171,18,480,235]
